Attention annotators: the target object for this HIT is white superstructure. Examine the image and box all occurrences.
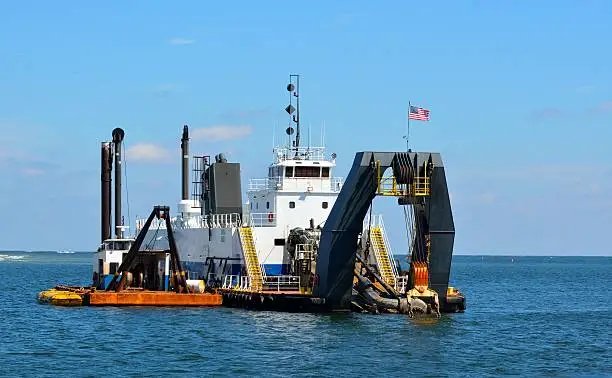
[133,144,343,284]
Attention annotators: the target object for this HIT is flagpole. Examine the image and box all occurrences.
[406,101,411,151]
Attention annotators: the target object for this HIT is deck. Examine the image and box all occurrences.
[88,291,223,306]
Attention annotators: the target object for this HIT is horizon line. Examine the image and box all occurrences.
[2,250,611,257]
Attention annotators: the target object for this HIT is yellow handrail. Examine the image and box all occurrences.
[375,160,432,197]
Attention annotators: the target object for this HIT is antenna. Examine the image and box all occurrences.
[322,120,326,148]
[308,121,311,154]
[285,74,300,154]
[320,122,323,147]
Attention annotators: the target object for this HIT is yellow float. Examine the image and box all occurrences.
[38,288,84,306]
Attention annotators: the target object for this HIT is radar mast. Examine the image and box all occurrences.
[284,74,300,156]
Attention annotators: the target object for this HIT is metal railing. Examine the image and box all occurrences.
[411,176,431,196]
[375,160,431,197]
[136,213,242,232]
[263,275,301,292]
[248,177,282,191]
[136,218,167,232]
[246,212,277,227]
[222,275,236,289]
[395,275,409,294]
[363,214,399,277]
[376,175,409,196]
[204,213,242,228]
[222,274,301,292]
[248,176,344,192]
[330,177,344,192]
[273,146,329,163]
[222,275,251,291]
[378,216,399,277]
[377,175,431,197]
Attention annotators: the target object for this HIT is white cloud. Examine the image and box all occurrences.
[191,125,252,142]
[126,143,171,163]
[169,37,196,45]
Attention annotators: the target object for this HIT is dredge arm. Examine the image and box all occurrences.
[315,151,462,313]
[106,206,191,293]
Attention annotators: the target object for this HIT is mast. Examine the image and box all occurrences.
[285,74,300,154]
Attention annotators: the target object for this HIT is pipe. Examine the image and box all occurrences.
[101,142,112,242]
[354,272,433,315]
[355,254,399,299]
[354,273,410,314]
[112,128,125,238]
[181,125,189,200]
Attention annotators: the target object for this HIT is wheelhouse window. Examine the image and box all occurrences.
[269,166,283,178]
[295,166,320,178]
[285,166,294,177]
[115,241,131,250]
[289,201,295,209]
[322,167,330,177]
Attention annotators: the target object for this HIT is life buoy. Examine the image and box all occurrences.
[268,213,274,222]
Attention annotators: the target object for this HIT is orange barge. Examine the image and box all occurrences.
[38,285,223,307]
[38,206,225,308]
[88,291,222,306]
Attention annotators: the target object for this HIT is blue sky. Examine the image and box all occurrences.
[0,1,610,255]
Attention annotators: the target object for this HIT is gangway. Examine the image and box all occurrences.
[238,227,264,292]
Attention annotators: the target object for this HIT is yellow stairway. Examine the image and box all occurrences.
[239,227,264,292]
[370,226,397,288]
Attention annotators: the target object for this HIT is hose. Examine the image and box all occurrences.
[354,273,410,314]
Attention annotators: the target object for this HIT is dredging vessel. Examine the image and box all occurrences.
[40,75,465,315]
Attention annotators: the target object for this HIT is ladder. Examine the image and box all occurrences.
[238,227,264,292]
[370,226,397,288]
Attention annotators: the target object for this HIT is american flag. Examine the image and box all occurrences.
[409,105,430,121]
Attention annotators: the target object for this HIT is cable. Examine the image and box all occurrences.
[402,204,412,263]
[364,203,374,262]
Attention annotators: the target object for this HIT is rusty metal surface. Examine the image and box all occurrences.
[89,291,222,306]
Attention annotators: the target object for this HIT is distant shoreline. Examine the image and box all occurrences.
[1,250,611,258]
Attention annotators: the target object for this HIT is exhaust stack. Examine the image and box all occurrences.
[181,125,189,200]
[101,142,112,242]
[112,128,125,239]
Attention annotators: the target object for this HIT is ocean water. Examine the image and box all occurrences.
[0,252,610,377]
